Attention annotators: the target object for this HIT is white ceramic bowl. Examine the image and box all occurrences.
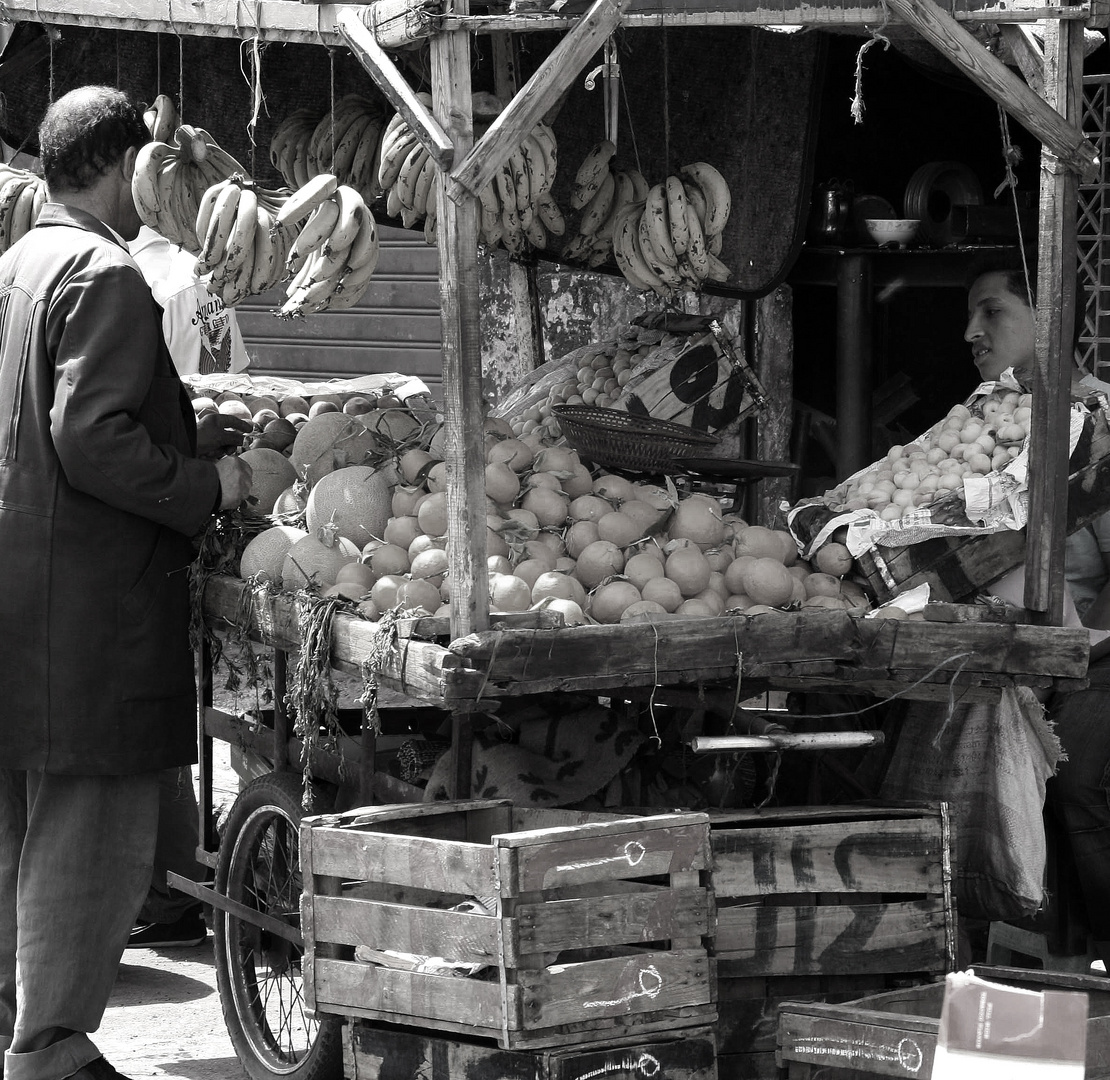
[865,218,920,248]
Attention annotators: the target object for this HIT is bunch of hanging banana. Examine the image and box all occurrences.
[273,174,380,317]
[193,175,296,308]
[611,162,734,299]
[0,165,47,255]
[561,141,648,268]
[132,123,256,256]
[270,95,389,206]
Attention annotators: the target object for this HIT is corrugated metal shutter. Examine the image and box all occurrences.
[235,225,443,399]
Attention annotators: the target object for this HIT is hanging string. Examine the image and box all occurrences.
[661,29,670,172]
[850,4,891,124]
[156,32,162,94]
[995,103,1035,310]
[239,4,266,178]
[328,47,337,172]
[618,37,643,180]
[178,36,185,125]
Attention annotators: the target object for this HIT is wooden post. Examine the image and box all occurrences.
[836,253,872,479]
[431,8,490,638]
[756,284,795,521]
[1026,17,1084,622]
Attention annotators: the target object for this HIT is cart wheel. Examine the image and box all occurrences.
[213,771,342,1080]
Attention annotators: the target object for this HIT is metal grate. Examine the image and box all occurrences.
[1080,75,1110,379]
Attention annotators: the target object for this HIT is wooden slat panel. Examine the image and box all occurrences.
[498,818,709,894]
[304,828,496,895]
[510,887,711,958]
[711,818,944,897]
[715,899,948,977]
[312,894,499,964]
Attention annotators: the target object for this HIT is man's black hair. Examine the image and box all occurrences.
[38,86,148,194]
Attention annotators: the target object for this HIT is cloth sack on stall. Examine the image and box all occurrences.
[423,701,645,807]
[879,685,1063,922]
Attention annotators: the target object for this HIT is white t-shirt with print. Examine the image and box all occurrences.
[128,225,250,377]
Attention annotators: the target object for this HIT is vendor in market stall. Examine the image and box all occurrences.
[0,85,252,1080]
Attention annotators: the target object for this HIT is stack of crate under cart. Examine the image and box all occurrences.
[300,800,718,1080]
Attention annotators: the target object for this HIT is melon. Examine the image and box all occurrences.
[281,526,361,590]
[290,413,379,487]
[239,525,308,582]
[273,483,309,518]
[238,447,298,517]
[304,465,391,548]
[360,408,422,444]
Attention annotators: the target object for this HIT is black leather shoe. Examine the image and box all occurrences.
[66,1058,131,1080]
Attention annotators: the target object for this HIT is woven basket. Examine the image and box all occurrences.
[553,404,720,472]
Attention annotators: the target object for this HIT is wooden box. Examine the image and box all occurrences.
[709,805,956,1080]
[343,1017,718,1080]
[858,404,1110,603]
[776,966,1110,1077]
[300,800,716,1050]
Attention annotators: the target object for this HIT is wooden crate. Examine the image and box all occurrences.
[858,404,1110,603]
[343,1017,718,1080]
[708,805,956,1080]
[776,966,1110,1078]
[301,800,716,1050]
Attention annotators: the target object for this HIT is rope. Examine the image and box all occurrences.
[239,2,266,177]
[661,29,670,171]
[177,33,185,124]
[618,35,643,177]
[850,3,891,124]
[996,103,1035,310]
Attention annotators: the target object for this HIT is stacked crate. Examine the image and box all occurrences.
[300,800,718,1078]
[708,804,956,1080]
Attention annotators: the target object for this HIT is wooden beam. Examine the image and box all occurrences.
[447,0,628,199]
[1025,17,1084,621]
[430,1,490,637]
[884,0,1098,181]
[336,7,455,171]
[999,23,1045,97]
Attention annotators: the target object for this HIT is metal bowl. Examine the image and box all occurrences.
[864,218,920,248]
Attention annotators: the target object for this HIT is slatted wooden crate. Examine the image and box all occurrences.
[708,805,956,1080]
[858,404,1110,603]
[301,800,716,1050]
[343,1017,719,1080]
[776,967,1110,1078]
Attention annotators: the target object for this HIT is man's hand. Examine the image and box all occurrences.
[197,412,252,459]
[215,454,253,511]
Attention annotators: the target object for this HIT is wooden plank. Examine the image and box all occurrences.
[311,894,500,964]
[714,899,949,978]
[430,9,490,639]
[497,820,710,894]
[448,0,629,199]
[313,955,507,1029]
[776,1002,939,1078]
[508,886,711,959]
[883,0,1098,181]
[516,948,714,1028]
[1000,23,1045,96]
[710,818,945,898]
[335,8,454,170]
[302,828,497,895]
[1026,16,1085,619]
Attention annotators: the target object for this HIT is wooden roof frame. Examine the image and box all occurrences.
[4,0,1095,632]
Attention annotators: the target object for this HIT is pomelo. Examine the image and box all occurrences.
[664,545,712,597]
[739,557,795,608]
[589,580,642,624]
[574,540,625,589]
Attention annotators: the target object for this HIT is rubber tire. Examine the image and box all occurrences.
[213,771,342,1080]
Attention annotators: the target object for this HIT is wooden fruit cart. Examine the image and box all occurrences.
[2,0,1102,1075]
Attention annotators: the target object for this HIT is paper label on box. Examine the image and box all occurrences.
[931,971,1088,1079]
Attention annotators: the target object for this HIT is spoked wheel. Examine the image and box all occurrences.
[213,771,342,1080]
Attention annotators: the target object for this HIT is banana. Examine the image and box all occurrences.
[578,169,615,236]
[219,227,257,306]
[151,159,184,245]
[682,179,708,230]
[665,175,690,257]
[220,185,258,277]
[194,182,224,251]
[524,215,547,250]
[586,237,612,268]
[326,185,364,253]
[348,116,384,200]
[705,251,731,283]
[249,206,280,294]
[681,200,709,283]
[345,204,380,272]
[173,165,203,250]
[385,185,404,221]
[680,161,731,239]
[146,94,178,145]
[536,192,565,237]
[330,250,380,310]
[196,181,242,274]
[410,153,436,220]
[477,182,503,247]
[641,183,677,268]
[495,165,522,254]
[530,124,558,194]
[612,208,662,295]
[395,142,428,212]
[377,123,418,191]
[571,140,617,210]
[625,167,650,203]
[506,146,532,229]
[596,170,634,243]
[560,231,592,264]
[291,136,312,188]
[708,231,723,256]
[132,141,179,221]
[520,133,550,201]
[288,196,341,267]
[270,109,316,172]
[637,211,684,289]
[275,173,339,229]
[7,180,36,245]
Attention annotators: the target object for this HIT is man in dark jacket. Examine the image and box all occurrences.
[0,86,251,1080]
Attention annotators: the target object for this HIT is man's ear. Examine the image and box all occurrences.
[121,145,139,183]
